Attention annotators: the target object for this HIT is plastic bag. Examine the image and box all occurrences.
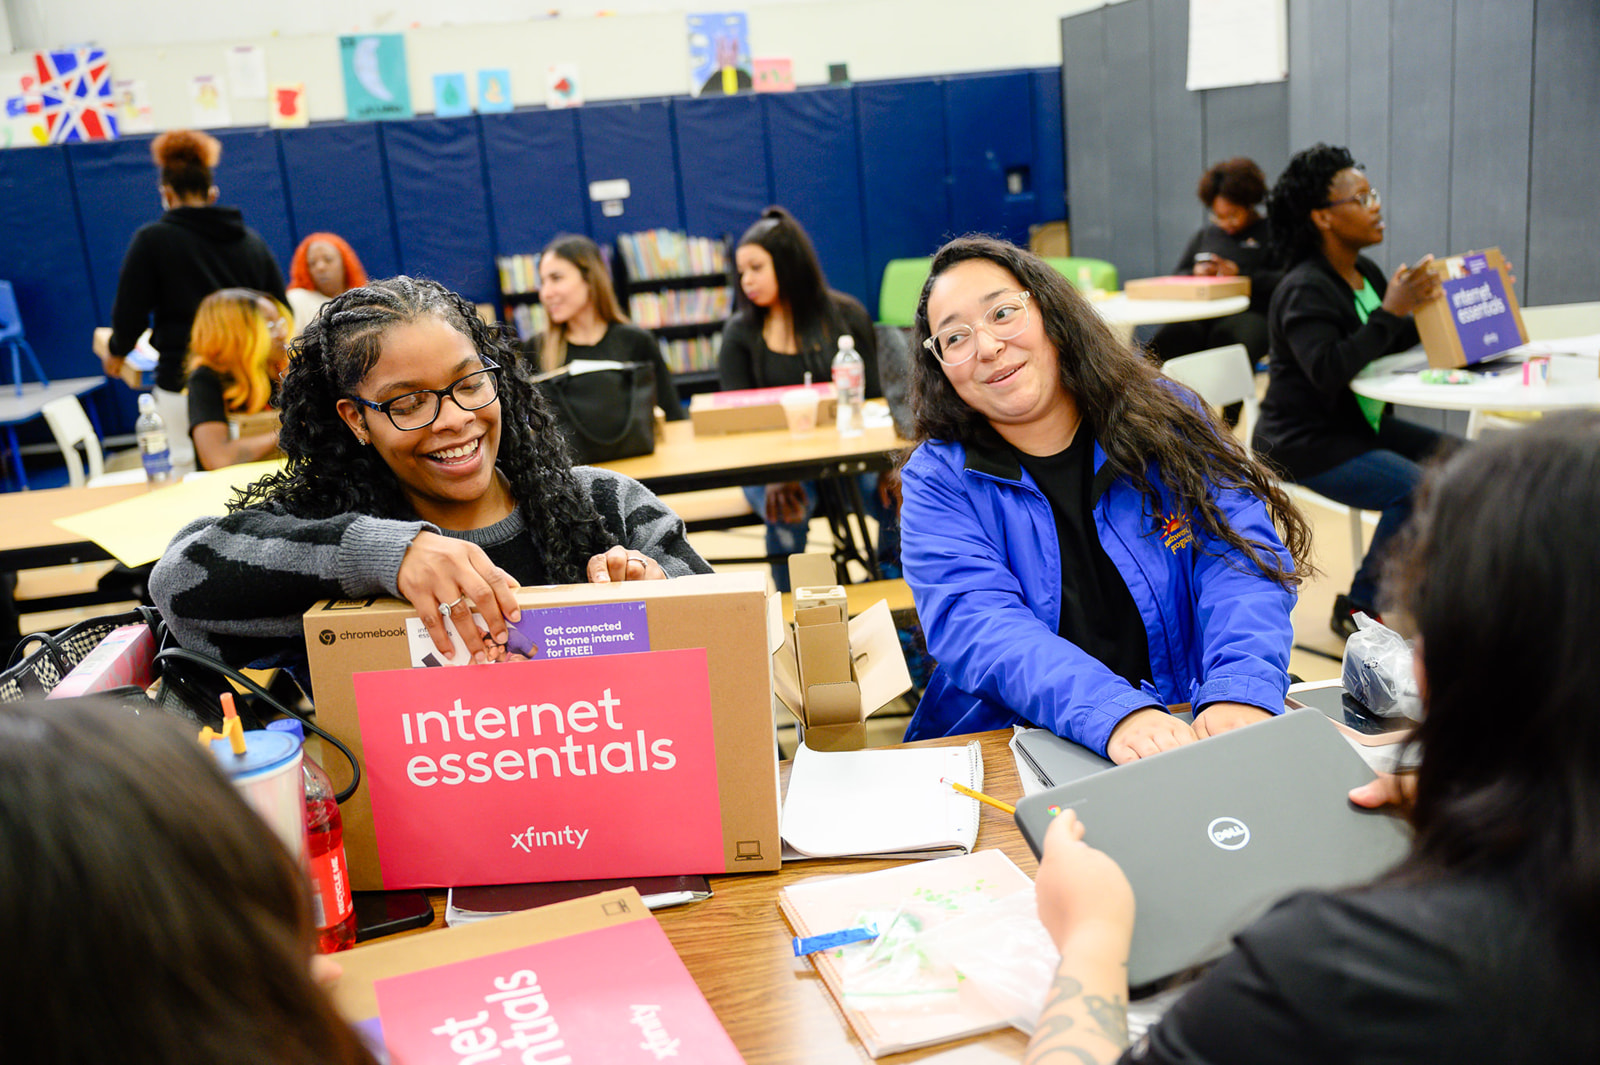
[1342,613,1423,720]
[916,888,1060,1036]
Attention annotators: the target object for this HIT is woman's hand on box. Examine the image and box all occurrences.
[587,545,667,584]
[399,530,522,663]
[1382,254,1442,317]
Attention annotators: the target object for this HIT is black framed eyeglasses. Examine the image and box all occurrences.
[349,359,502,431]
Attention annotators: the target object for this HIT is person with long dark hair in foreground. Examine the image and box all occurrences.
[151,276,709,686]
[900,236,1310,763]
[0,697,378,1065]
[1026,412,1600,1064]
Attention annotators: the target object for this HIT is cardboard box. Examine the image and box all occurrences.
[1123,275,1251,301]
[770,554,913,751]
[1413,247,1527,368]
[332,888,744,1063]
[304,572,781,890]
[689,382,837,435]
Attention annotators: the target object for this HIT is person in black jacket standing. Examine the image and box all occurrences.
[102,129,286,468]
[1251,144,1451,637]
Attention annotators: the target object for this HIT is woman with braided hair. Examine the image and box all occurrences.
[151,276,709,687]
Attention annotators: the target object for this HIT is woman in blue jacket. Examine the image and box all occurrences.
[900,237,1311,763]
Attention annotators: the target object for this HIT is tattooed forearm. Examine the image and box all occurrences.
[1022,970,1130,1065]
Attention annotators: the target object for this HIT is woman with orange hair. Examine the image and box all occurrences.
[286,233,368,340]
[185,289,288,470]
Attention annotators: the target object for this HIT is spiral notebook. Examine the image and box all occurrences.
[780,740,984,859]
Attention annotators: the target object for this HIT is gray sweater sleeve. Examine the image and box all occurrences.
[572,467,714,577]
[150,503,431,667]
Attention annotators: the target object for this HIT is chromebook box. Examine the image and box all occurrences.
[1414,247,1527,368]
[304,572,782,890]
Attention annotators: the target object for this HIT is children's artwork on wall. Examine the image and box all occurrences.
[686,12,753,97]
[753,58,794,93]
[225,45,268,101]
[36,49,119,143]
[268,83,308,128]
[547,63,582,109]
[4,75,49,147]
[339,34,414,121]
[477,69,513,113]
[433,73,471,117]
[112,79,155,134]
[189,74,232,127]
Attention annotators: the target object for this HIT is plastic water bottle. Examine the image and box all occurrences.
[831,334,864,438]
[135,393,175,484]
[266,719,357,952]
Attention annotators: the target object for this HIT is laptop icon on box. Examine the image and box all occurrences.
[734,839,764,862]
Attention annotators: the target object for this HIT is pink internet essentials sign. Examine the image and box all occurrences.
[372,914,744,1063]
[353,648,723,888]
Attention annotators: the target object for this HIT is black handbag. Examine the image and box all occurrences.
[537,360,658,464]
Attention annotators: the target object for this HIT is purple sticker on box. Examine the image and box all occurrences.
[1443,271,1520,365]
[1463,253,1490,275]
[505,602,650,660]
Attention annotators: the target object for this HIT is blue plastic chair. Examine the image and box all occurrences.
[0,281,49,397]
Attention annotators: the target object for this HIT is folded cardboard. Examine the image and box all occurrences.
[1413,247,1527,368]
[304,572,781,890]
[332,888,744,1063]
[689,382,838,435]
[770,554,913,751]
[1123,275,1251,301]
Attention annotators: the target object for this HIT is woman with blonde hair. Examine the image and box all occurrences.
[185,288,289,470]
[535,234,683,419]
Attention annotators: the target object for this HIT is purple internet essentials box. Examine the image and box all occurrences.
[1442,270,1520,365]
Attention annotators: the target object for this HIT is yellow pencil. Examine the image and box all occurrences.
[941,776,1016,814]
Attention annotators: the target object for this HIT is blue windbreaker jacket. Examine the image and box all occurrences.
[901,435,1295,756]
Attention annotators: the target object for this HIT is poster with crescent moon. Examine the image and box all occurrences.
[339,34,413,121]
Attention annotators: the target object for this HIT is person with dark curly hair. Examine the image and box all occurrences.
[1251,144,1453,638]
[1025,413,1600,1065]
[150,276,710,686]
[899,236,1312,763]
[1148,157,1280,370]
[104,129,287,468]
[719,206,894,588]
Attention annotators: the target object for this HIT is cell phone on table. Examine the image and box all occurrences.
[1286,685,1412,746]
[353,889,434,941]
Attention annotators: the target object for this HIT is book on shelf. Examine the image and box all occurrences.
[778,849,1036,1058]
[779,739,983,860]
[617,229,729,281]
[661,333,721,374]
[333,888,743,1063]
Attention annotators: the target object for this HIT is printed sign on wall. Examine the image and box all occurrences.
[353,648,724,887]
[340,34,413,121]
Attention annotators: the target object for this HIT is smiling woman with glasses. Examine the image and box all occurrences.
[898,236,1312,764]
[150,276,711,685]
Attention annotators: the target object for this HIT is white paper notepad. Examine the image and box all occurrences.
[780,740,984,859]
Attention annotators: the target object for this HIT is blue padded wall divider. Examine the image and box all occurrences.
[673,94,771,244]
[279,124,401,281]
[764,88,871,314]
[1030,70,1067,226]
[578,100,684,248]
[856,80,953,320]
[213,128,297,270]
[67,136,163,325]
[382,117,498,303]
[480,109,589,256]
[944,72,1037,247]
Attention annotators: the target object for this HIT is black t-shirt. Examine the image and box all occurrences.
[564,323,686,421]
[1123,876,1600,1064]
[1015,434,1151,688]
[446,506,549,588]
[186,364,230,432]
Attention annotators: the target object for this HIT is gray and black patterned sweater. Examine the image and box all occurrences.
[150,467,711,680]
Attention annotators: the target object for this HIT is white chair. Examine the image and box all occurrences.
[40,395,105,488]
[1520,301,1600,341]
[1161,344,1367,574]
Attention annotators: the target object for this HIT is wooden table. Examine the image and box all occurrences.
[0,479,152,571]
[602,408,912,580]
[404,730,1036,1064]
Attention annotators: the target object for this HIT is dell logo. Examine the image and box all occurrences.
[318,630,337,646]
[1207,816,1250,851]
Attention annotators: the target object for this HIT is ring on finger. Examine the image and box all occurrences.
[439,595,468,618]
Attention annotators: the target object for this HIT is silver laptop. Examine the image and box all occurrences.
[1014,709,1411,988]
[1013,727,1115,787]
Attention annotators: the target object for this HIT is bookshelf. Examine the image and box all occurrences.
[613,230,735,396]
[494,252,547,342]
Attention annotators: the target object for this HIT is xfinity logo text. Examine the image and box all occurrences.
[1207,816,1250,851]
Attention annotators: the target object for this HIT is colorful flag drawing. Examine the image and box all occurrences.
[35,49,118,143]
[546,63,582,109]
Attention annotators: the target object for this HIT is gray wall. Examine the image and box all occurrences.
[1063,0,1600,306]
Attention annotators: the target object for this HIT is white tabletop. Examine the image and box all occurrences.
[1091,292,1251,328]
[0,376,105,426]
[1351,344,1600,437]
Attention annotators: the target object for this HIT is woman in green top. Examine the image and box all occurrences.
[1251,144,1455,637]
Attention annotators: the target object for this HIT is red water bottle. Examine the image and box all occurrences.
[267,719,357,952]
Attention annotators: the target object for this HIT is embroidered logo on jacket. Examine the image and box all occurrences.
[1161,513,1195,552]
